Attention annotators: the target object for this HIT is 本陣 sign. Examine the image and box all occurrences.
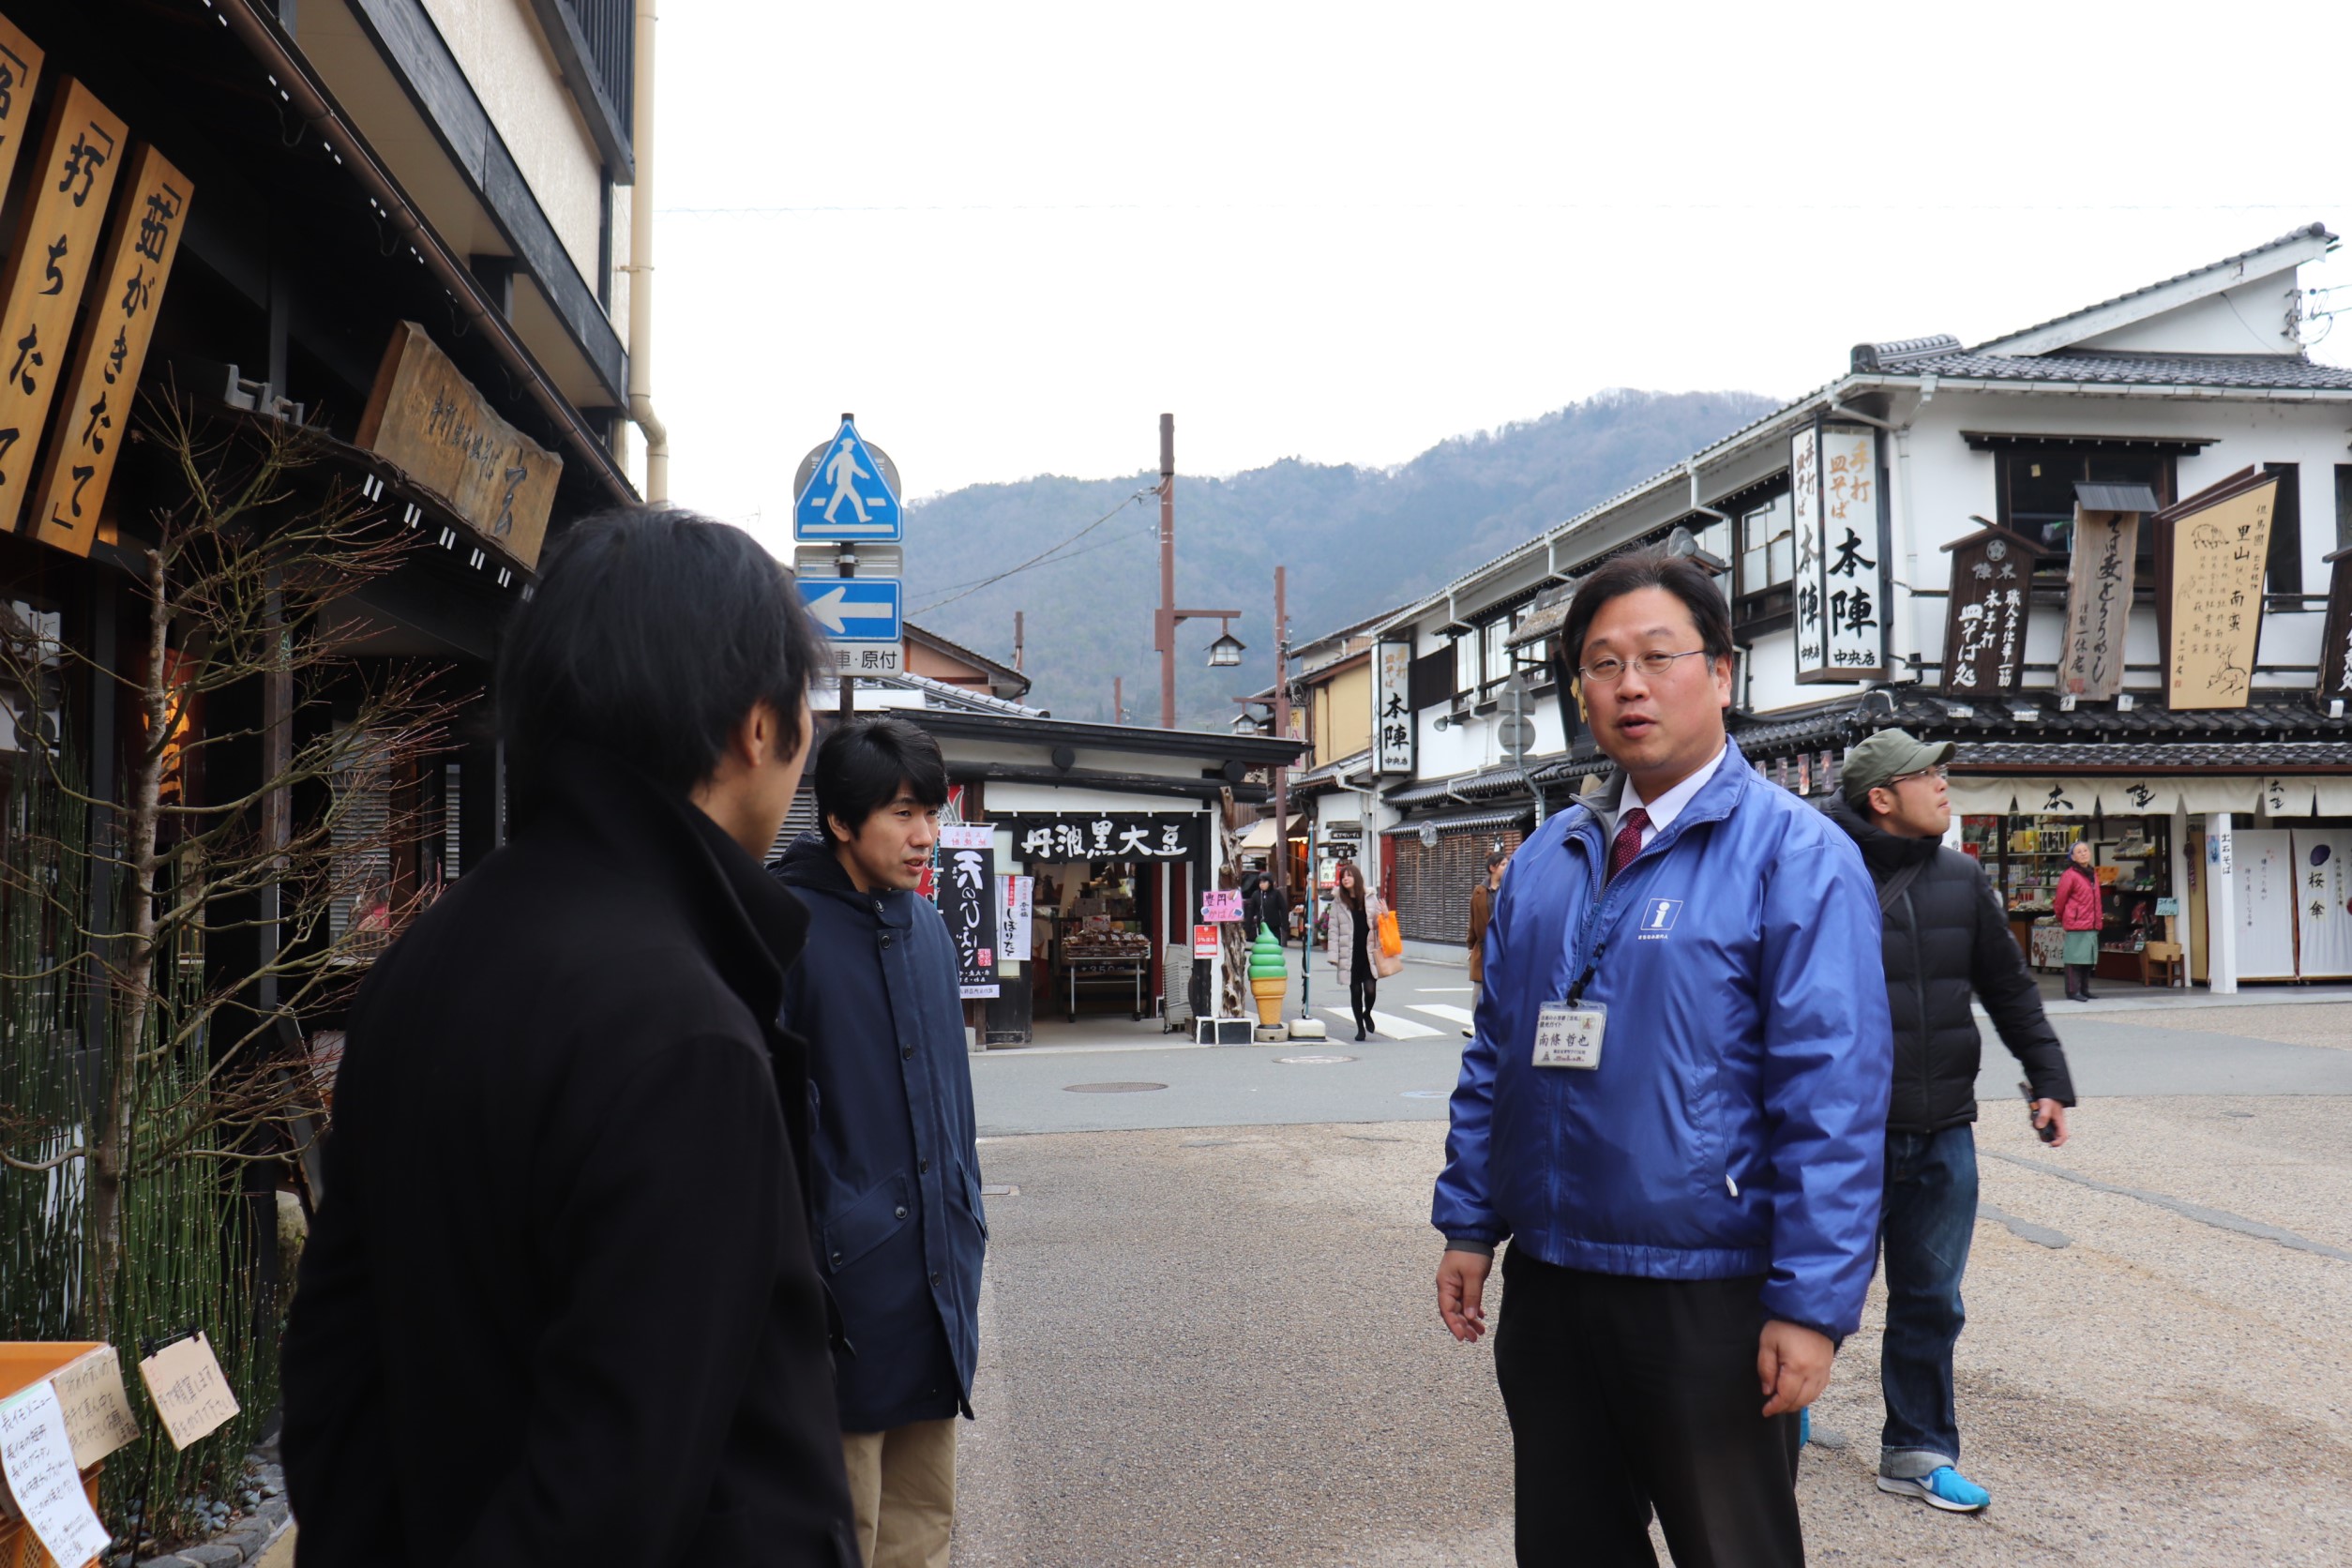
[356,322,563,567]
[935,824,999,999]
[0,78,125,530]
[1004,812,1205,864]
[33,143,190,555]
[2059,505,2139,701]
[2156,468,2278,712]
[1789,428,1826,675]
[1813,425,1886,679]
[1940,525,2040,697]
[1375,638,1414,776]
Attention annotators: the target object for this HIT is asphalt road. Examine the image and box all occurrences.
[956,975,2352,1566]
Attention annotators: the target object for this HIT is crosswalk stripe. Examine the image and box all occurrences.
[1320,1005,1441,1039]
[1410,1003,1475,1025]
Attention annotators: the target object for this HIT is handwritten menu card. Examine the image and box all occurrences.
[135,1332,238,1452]
[0,1380,111,1568]
[50,1347,138,1470]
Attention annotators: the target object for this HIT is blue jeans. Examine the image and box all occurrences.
[1877,1124,1978,1478]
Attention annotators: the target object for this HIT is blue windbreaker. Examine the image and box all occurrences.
[1432,738,1892,1338]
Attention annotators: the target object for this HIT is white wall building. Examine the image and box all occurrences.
[1375,225,2352,989]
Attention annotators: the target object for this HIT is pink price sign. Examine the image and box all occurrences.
[1202,889,1243,922]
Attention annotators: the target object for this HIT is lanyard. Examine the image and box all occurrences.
[1564,939,1607,1008]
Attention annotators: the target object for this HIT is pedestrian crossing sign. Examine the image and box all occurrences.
[793,418,903,542]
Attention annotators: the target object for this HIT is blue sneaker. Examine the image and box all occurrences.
[1798,1409,1809,1448]
[1877,1467,1991,1514]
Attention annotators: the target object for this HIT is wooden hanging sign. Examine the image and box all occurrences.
[1938,520,2047,696]
[2317,544,2352,705]
[32,143,192,555]
[2152,466,2278,711]
[0,78,128,530]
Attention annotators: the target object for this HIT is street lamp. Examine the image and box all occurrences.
[1207,624,1246,668]
[1230,710,1262,737]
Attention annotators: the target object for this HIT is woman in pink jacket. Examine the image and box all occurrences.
[2053,841,2103,1002]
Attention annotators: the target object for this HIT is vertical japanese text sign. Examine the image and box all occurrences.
[0,18,46,202]
[1939,525,2039,697]
[1814,424,1885,679]
[34,143,189,555]
[0,79,126,531]
[2059,504,2139,701]
[2317,546,2352,705]
[936,824,1000,1000]
[2153,468,2276,711]
[1374,638,1414,776]
[1789,427,1826,675]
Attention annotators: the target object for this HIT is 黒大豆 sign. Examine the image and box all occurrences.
[1003,813,1205,864]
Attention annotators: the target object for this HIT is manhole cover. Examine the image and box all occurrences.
[980,1184,1019,1197]
[1063,1081,1168,1093]
[1400,1089,1449,1100]
[1277,1054,1356,1065]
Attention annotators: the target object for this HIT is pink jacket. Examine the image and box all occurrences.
[2054,866,2103,931]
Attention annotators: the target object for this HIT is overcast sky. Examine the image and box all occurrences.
[648,2,2352,551]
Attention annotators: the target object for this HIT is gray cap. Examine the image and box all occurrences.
[1841,729,1954,805]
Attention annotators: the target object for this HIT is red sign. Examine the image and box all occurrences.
[1193,924,1218,959]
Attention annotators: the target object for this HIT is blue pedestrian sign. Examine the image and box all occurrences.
[798,576,903,642]
[794,418,902,542]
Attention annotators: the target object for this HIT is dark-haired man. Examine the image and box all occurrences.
[285,510,857,1565]
[1434,548,1891,1567]
[774,716,983,1568]
[1826,729,2074,1516]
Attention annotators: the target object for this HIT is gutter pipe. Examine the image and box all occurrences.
[211,0,634,506]
[627,0,669,502]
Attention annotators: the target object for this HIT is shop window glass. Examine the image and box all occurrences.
[1740,492,1793,598]
[1481,617,1512,699]
[2262,462,2301,597]
[1451,626,1480,700]
[1998,448,2173,566]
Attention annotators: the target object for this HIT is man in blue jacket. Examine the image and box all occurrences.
[1433,548,1892,1567]
[776,716,985,1568]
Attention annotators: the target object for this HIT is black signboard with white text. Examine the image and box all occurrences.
[936,825,1000,999]
[1939,523,2044,696]
[1003,813,1206,864]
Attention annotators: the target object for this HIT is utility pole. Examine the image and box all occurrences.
[1014,611,1025,674]
[1271,565,1290,899]
[1113,674,1124,725]
[1152,412,1243,729]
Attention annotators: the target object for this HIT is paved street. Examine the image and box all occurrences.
[955,960,2352,1565]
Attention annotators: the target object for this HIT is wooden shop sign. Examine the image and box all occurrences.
[2317,544,2352,704]
[1938,522,2044,697]
[2153,466,2278,712]
[2058,504,2139,701]
[356,321,562,568]
[0,78,126,528]
[32,143,191,555]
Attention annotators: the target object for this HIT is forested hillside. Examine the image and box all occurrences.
[903,388,1779,728]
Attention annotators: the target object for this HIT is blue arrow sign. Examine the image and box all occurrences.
[797,576,903,642]
[794,419,902,541]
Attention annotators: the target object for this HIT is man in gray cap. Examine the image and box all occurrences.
[1824,728,2076,1516]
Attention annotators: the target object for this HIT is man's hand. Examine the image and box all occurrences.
[2034,1099,2071,1148]
[1756,1319,1834,1417]
[1437,1249,1491,1343]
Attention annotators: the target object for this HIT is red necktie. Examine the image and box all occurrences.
[1608,807,1651,882]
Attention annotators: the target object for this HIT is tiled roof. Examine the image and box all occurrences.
[1952,741,2352,771]
[1384,760,1539,808]
[1868,349,2352,391]
[1882,689,2352,742]
[1381,806,1533,837]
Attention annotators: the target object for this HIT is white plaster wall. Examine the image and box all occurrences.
[2076,273,2301,356]
[420,0,608,296]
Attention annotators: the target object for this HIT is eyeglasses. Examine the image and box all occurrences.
[1576,649,1711,686]
[1889,764,1950,787]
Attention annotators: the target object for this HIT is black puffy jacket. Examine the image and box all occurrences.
[1822,794,2075,1133]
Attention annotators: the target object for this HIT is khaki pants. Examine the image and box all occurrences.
[841,1418,957,1568]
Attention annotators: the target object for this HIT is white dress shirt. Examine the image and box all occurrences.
[1616,741,1728,852]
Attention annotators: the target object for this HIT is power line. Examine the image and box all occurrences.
[911,485,1158,615]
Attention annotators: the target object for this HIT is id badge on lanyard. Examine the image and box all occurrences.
[1532,933,1608,1070]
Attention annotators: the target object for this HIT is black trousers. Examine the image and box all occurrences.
[1494,1248,1804,1568]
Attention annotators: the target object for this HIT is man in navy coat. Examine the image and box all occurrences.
[775,716,984,1568]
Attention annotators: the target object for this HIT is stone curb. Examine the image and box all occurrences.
[126,1454,290,1568]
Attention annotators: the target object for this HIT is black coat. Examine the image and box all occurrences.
[284,750,856,1567]
[1823,795,2076,1133]
[773,833,984,1434]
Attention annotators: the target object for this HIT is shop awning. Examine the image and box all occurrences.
[1949,774,2352,818]
[1239,814,1304,851]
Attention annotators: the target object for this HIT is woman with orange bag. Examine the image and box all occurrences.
[1328,859,1388,1040]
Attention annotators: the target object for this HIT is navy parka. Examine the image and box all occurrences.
[774,832,985,1434]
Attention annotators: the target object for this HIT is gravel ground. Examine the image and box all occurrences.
[2121,1002,2352,1053]
[955,1096,2352,1566]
